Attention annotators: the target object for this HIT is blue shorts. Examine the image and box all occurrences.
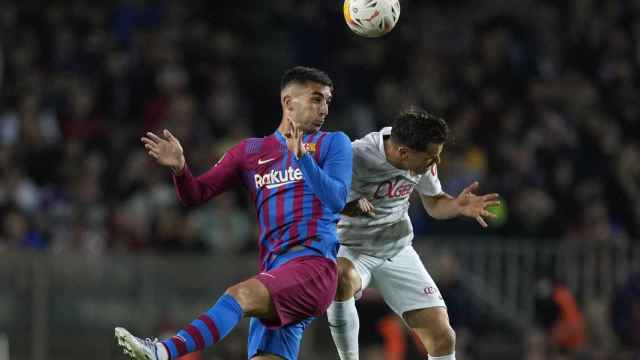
[247,316,314,360]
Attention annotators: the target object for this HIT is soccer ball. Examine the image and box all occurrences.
[343,0,401,38]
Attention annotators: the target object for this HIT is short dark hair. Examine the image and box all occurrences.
[390,108,449,151]
[280,66,333,91]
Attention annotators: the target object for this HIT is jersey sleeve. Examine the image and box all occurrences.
[297,132,353,213]
[172,142,244,206]
[415,164,444,196]
[346,139,368,202]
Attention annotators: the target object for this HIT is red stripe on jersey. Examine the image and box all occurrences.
[172,335,188,355]
[185,324,205,349]
[258,186,271,267]
[198,314,221,343]
[288,180,305,243]
[314,133,328,163]
[306,197,323,246]
[273,156,290,253]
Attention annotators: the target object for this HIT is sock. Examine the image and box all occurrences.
[428,352,456,360]
[155,343,169,360]
[161,294,243,359]
[327,298,360,360]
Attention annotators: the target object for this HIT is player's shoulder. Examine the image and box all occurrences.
[352,129,383,153]
[312,131,351,153]
[314,130,350,141]
[238,135,278,155]
[326,130,351,144]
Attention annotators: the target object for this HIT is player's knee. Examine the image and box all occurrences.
[335,259,360,300]
[225,281,265,314]
[427,324,455,352]
[225,283,251,309]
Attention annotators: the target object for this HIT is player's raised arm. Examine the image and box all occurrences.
[141,129,242,207]
[419,182,500,227]
[287,122,352,213]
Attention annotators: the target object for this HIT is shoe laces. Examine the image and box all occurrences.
[138,337,159,351]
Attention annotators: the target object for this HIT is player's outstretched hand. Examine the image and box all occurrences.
[341,198,376,217]
[455,181,500,227]
[141,129,186,174]
[285,118,306,159]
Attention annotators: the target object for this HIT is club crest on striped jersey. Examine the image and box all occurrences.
[254,166,303,189]
[303,143,316,154]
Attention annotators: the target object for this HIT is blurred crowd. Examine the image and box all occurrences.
[2,0,639,257]
[1,0,639,358]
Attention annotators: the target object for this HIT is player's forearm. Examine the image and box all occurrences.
[421,193,460,219]
[172,166,210,206]
[298,154,349,212]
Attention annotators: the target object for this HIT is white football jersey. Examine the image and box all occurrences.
[337,127,444,258]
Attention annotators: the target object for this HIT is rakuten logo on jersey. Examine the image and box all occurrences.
[254,167,303,189]
[373,178,414,199]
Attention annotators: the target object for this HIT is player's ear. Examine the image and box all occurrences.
[283,94,297,113]
[397,146,410,160]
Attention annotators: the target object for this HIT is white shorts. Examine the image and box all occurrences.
[337,245,446,316]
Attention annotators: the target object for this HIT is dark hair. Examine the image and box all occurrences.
[280,66,333,91]
[390,108,449,151]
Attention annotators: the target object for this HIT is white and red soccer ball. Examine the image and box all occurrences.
[343,0,401,38]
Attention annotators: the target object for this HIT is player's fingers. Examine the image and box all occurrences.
[288,117,297,132]
[146,132,164,143]
[144,143,157,152]
[147,150,159,159]
[141,137,157,146]
[476,216,488,228]
[484,200,501,208]
[482,193,500,201]
[481,210,497,219]
[360,198,373,211]
[366,203,376,213]
[163,129,177,142]
[460,181,479,196]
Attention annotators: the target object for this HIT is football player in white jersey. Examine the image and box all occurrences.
[327,108,499,360]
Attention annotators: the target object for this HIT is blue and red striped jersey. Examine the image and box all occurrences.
[172,130,352,271]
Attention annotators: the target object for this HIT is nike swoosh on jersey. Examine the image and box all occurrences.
[258,158,276,165]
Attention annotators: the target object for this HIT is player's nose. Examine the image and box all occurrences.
[320,101,329,116]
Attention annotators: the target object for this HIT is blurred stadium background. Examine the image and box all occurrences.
[1,0,639,359]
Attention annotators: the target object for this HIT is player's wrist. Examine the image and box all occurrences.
[171,156,186,175]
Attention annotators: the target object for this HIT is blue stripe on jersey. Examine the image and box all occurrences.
[256,185,265,238]
[267,169,278,247]
[281,151,294,247]
[273,151,289,252]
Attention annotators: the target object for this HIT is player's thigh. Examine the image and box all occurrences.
[248,317,313,360]
[336,246,382,299]
[373,246,446,316]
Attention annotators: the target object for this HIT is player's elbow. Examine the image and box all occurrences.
[328,187,349,213]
